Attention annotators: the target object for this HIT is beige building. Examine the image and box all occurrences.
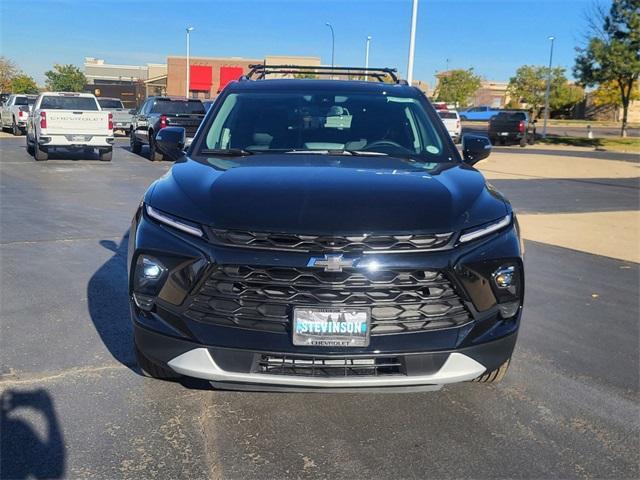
[471,81,509,108]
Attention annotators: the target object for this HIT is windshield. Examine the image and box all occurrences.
[438,111,458,119]
[199,90,452,162]
[495,112,526,121]
[15,97,29,106]
[151,100,205,114]
[98,99,124,109]
[40,96,99,110]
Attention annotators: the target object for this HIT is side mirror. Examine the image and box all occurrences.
[156,127,186,161]
[461,134,492,165]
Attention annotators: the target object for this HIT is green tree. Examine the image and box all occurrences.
[44,64,86,92]
[435,69,482,106]
[0,57,18,92]
[11,74,39,94]
[574,0,640,136]
[507,65,580,118]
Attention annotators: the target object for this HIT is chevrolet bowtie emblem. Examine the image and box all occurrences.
[307,254,356,272]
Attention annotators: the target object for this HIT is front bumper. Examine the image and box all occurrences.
[134,321,518,392]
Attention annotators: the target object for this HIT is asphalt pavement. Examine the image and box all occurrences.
[1,138,638,479]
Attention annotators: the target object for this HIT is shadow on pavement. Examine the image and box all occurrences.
[86,234,136,370]
[0,389,65,479]
[493,146,639,162]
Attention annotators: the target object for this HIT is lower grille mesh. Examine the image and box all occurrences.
[258,354,403,377]
[184,265,471,334]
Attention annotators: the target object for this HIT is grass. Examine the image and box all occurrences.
[546,119,639,128]
[538,135,640,152]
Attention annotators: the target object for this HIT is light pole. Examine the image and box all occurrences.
[185,26,194,98]
[325,22,335,69]
[364,36,372,81]
[542,35,555,138]
[406,0,419,84]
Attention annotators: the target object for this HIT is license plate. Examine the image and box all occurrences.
[71,135,87,141]
[499,132,509,136]
[116,123,123,127]
[293,308,370,347]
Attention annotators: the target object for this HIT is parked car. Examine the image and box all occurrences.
[26,92,114,161]
[437,109,461,143]
[459,106,501,121]
[130,97,205,161]
[97,97,133,135]
[488,111,536,147]
[128,66,524,392]
[1,94,37,135]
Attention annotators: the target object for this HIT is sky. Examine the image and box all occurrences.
[1,0,603,87]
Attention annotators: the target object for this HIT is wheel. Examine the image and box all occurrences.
[474,359,511,383]
[149,133,164,162]
[12,120,20,136]
[135,344,181,380]
[34,141,48,161]
[26,135,35,155]
[98,147,113,162]
[130,130,142,154]
[519,137,527,148]
[527,133,535,145]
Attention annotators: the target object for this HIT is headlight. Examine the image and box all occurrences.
[145,205,204,238]
[459,214,511,243]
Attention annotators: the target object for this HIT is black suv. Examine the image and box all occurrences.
[128,66,524,392]
[130,96,205,161]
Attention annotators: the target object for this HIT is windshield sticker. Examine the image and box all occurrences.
[426,145,440,155]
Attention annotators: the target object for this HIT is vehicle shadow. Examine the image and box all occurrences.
[86,234,136,370]
[0,388,65,479]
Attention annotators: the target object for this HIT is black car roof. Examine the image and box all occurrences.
[224,79,421,96]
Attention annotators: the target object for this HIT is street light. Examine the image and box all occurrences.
[364,36,372,81]
[542,35,555,138]
[406,0,419,84]
[185,26,194,98]
[325,22,335,69]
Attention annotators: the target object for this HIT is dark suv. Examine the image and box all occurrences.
[130,96,205,161]
[128,66,524,392]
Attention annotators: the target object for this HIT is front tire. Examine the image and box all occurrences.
[34,141,48,161]
[474,359,511,383]
[135,345,181,380]
[98,147,113,161]
[130,130,142,154]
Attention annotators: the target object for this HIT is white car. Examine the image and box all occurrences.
[0,94,37,136]
[26,92,114,161]
[437,109,462,144]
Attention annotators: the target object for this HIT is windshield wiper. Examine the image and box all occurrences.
[200,148,254,156]
[284,149,388,156]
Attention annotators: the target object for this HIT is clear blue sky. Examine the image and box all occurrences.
[2,0,601,87]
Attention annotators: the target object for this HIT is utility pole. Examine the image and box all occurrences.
[185,26,194,98]
[542,36,555,138]
[406,0,419,84]
[364,36,372,81]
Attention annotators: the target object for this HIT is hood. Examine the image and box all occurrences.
[147,155,508,234]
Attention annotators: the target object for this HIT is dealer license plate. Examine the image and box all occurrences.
[72,135,87,141]
[293,308,370,347]
[499,132,509,136]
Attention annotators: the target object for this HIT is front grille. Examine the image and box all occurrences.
[206,230,453,253]
[258,354,403,377]
[184,265,471,334]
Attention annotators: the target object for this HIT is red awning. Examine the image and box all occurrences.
[219,66,244,92]
[190,65,212,91]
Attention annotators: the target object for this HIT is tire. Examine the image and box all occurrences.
[34,142,48,161]
[527,133,535,145]
[135,344,181,380]
[12,120,20,136]
[474,359,511,383]
[149,133,164,162]
[519,137,527,148]
[130,130,142,154]
[98,147,113,162]
[26,135,35,155]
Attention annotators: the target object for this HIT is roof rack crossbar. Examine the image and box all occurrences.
[247,64,399,83]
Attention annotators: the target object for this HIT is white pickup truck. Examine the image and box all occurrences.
[26,92,114,161]
[0,94,37,136]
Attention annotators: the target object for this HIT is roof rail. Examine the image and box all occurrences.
[247,64,400,83]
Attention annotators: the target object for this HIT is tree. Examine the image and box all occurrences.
[435,69,482,106]
[574,0,640,136]
[44,64,86,92]
[0,57,18,92]
[507,65,581,118]
[11,74,39,94]
[593,79,640,108]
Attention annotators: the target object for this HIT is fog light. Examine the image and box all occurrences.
[493,265,515,288]
[134,255,167,295]
[498,300,521,319]
[133,292,155,311]
[142,257,164,279]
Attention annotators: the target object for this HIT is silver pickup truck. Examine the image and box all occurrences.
[97,97,133,134]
